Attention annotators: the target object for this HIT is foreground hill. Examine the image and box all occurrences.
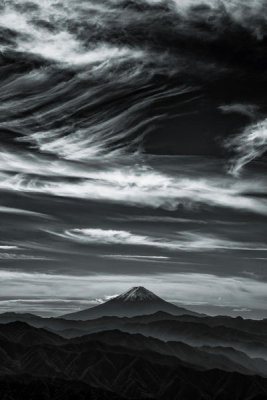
[0,375,127,400]
[0,322,267,399]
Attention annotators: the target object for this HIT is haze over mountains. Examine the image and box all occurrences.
[0,287,267,399]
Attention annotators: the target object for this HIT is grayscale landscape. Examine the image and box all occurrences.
[0,0,267,398]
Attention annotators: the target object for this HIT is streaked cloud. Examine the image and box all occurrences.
[232,307,251,312]
[0,205,50,218]
[0,245,19,250]
[101,254,171,263]
[0,245,52,260]
[219,104,259,119]
[1,149,267,215]
[50,228,267,252]
[0,298,98,317]
[0,253,51,260]
[111,216,208,224]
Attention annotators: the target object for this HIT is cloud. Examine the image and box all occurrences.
[226,117,267,175]
[219,104,259,119]
[0,246,19,250]
[0,253,50,260]
[1,149,267,215]
[0,298,99,317]
[171,0,267,40]
[110,215,249,226]
[0,245,52,260]
[0,0,266,320]
[101,254,171,263]
[111,216,208,224]
[0,2,144,66]
[50,228,267,253]
[0,206,50,218]
[144,0,267,41]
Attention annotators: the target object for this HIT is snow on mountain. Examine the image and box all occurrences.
[115,287,160,302]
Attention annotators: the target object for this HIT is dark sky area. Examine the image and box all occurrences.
[0,0,267,318]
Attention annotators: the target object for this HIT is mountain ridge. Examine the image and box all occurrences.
[0,322,267,399]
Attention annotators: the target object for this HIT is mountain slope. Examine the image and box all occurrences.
[0,322,267,400]
[62,286,198,320]
[0,375,128,400]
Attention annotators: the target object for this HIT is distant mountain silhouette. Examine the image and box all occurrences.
[62,286,198,320]
[1,310,267,361]
[1,292,267,399]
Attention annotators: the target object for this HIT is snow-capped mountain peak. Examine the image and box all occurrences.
[62,286,198,319]
[115,286,159,302]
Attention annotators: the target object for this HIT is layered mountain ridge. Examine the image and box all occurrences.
[0,321,267,400]
[0,287,267,399]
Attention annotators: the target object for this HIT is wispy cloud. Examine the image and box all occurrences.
[1,149,267,215]
[0,3,145,67]
[226,117,267,175]
[111,216,208,224]
[110,215,248,226]
[49,228,267,253]
[0,297,99,317]
[0,245,52,260]
[0,253,50,260]
[219,104,259,119]
[0,205,50,218]
[101,254,171,263]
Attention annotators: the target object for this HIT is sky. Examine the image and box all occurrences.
[0,0,267,318]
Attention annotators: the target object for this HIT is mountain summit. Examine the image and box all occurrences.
[62,286,198,320]
[116,286,160,302]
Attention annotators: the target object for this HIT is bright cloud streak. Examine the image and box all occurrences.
[0,149,267,215]
[0,205,49,218]
[219,103,259,119]
[0,254,51,260]
[100,255,171,263]
[50,228,267,252]
[0,246,19,250]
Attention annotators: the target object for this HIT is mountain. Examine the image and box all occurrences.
[72,329,267,377]
[1,310,267,362]
[119,318,267,360]
[0,322,267,400]
[62,286,198,320]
